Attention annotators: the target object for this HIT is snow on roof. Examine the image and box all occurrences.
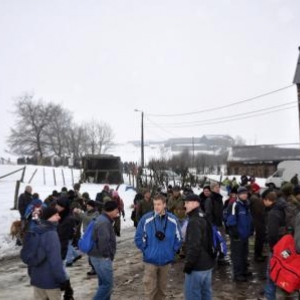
[294,47,300,84]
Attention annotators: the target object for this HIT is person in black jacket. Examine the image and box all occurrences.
[18,185,33,219]
[184,194,215,300]
[205,182,228,265]
[55,197,76,300]
[262,190,286,300]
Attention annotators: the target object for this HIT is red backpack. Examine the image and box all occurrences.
[270,234,300,293]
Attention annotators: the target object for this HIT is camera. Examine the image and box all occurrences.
[155,231,165,241]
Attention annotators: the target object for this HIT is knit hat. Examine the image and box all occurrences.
[184,193,201,202]
[104,200,118,212]
[41,207,58,220]
[237,186,248,195]
[56,197,69,209]
[86,200,96,208]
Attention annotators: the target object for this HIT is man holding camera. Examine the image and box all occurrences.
[135,194,182,300]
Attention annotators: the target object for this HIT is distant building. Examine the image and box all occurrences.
[227,145,300,178]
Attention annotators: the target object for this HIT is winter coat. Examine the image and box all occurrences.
[135,211,182,266]
[89,213,116,260]
[136,199,153,222]
[184,208,215,272]
[226,199,253,241]
[266,198,287,249]
[199,192,209,212]
[77,209,99,232]
[205,192,223,227]
[18,191,33,219]
[57,207,76,260]
[167,194,186,220]
[29,220,66,289]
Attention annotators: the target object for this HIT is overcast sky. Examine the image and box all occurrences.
[0,0,300,158]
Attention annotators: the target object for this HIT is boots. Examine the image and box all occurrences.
[63,280,74,300]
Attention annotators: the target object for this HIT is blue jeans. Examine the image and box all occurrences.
[184,269,212,300]
[66,240,80,264]
[264,253,277,300]
[90,256,113,300]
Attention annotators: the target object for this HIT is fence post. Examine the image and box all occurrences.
[61,169,66,186]
[20,166,26,182]
[43,168,46,185]
[71,168,74,186]
[53,169,57,186]
[28,168,38,184]
[12,180,21,210]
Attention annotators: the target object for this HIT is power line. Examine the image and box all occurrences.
[146,100,297,127]
[146,84,295,117]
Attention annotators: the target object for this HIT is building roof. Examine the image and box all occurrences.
[293,46,300,84]
[228,145,300,163]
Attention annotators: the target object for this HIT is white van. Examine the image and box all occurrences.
[265,160,300,189]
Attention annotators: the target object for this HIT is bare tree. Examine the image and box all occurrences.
[7,94,55,161]
[82,119,114,155]
[46,105,73,160]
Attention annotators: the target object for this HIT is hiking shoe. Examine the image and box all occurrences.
[87,270,97,276]
[73,255,82,263]
[244,271,253,277]
[66,262,73,267]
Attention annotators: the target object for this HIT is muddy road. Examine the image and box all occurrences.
[0,227,287,300]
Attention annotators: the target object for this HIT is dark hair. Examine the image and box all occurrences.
[263,191,277,202]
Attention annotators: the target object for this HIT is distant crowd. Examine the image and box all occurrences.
[15,173,300,300]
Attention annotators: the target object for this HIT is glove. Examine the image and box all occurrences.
[60,280,69,291]
[183,263,193,274]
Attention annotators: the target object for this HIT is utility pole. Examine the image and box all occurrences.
[294,46,300,143]
[134,109,145,168]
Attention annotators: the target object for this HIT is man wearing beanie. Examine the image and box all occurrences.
[226,186,253,282]
[183,193,215,300]
[89,200,120,299]
[28,207,68,300]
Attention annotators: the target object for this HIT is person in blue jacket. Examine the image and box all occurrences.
[226,186,253,282]
[29,206,68,300]
[135,193,182,300]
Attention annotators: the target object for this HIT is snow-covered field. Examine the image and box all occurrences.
[0,164,137,260]
[0,163,266,260]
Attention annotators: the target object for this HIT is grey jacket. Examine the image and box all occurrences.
[89,213,116,261]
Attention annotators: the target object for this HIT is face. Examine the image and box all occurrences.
[86,204,93,211]
[144,192,151,200]
[184,201,199,213]
[173,190,180,197]
[212,185,220,193]
[48,213,61,222]
[263,198,272,207]
[107,208,120,219]
[153,199,166,215]
[203,189,211,197]
[239,192,248,201]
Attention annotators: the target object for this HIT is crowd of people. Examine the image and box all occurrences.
[16,174,300,300]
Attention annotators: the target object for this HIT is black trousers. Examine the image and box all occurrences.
[230,237,249,278]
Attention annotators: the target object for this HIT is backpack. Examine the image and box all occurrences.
[270,234,300,293]
[201,213,227,259]
[20,230,46,267]
[78,219,96,254]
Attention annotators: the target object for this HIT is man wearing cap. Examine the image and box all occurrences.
[89,200,120,299]
[226,186,253,282]
[183,193,215,300]
[29,207,68,300]
[135,194,182,300]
